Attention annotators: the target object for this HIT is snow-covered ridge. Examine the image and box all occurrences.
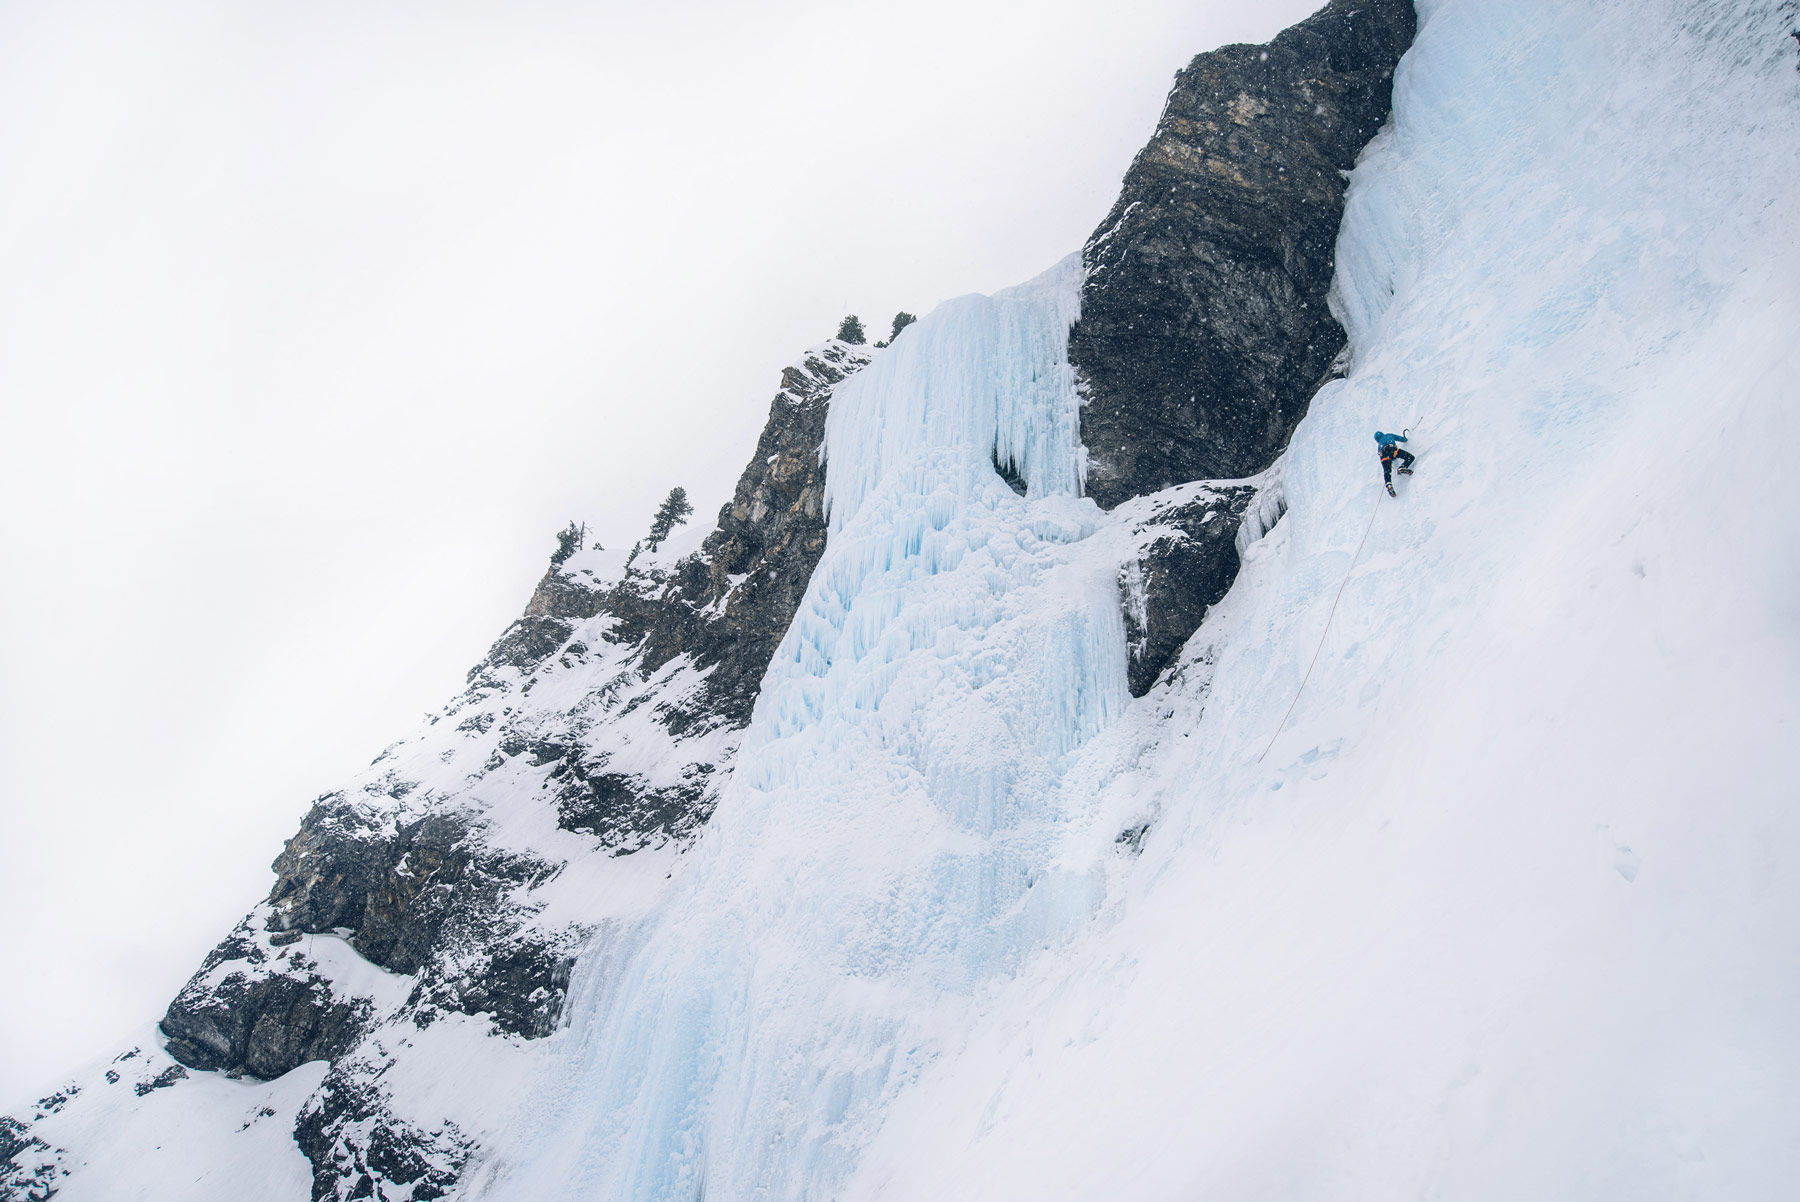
[472,254,1130,1201]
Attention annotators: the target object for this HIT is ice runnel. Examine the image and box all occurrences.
[497,254,1127,1201]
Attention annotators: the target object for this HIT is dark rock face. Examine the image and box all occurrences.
[263,799,576,1028]
[549,756,709,847]
[0,1117,31,1165]
[1118,483,1263,695]
[470,340,868,718]
[684,343,861,722]
[473,615,583,681]
[412,932,574,1040]
[475,340,872,849]
[1071,0,1416,509]
[270,808,532,977]
[131,1066,189,1096]
[161,921,369,1080]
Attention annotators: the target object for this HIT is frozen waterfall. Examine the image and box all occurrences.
[487,254,1130,1201]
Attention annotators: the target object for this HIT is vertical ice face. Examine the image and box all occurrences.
[493,255,1128,1202]
[820,254,1087,530]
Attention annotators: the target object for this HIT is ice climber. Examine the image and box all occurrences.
[1374,430,1415,497]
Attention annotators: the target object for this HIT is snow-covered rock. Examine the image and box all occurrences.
[1,339,876,1201]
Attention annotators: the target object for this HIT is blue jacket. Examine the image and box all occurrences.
[1373,431,1407,448]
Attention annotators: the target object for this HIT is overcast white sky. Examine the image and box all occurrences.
[0,0,1321,1096]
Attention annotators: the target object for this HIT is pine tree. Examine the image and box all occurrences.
[550,521,585,567]
[644,486,694,553]
[836,314,867,345]
[889,311,917,342]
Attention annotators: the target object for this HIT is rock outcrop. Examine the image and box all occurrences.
[160,918,372,1080]
[471,339,866,732]
[294,1067,470,1202]
[1071,0,1414,687]
[0,1115,55,1201]
[1071,0,1415,510]
[139,339,875,1201]
[1116,480,1265,696]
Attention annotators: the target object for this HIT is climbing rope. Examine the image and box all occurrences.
[1257,485,1385,764]
[1254,403,1431,764]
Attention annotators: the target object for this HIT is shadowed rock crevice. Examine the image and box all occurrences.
[1117,482,1263,696]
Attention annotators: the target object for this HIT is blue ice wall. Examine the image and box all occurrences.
[494,255,1128,1201]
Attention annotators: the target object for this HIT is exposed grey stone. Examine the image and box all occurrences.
[469,614,577,681]
[409,930,576,1040]
[548,754,710,849]
[1071,0,1416,509]
[29,1089,76,1118]
[601,341,872,731]
[131,1066,189,1096]
[0,1114,58,1201]
[160,919,370,1080]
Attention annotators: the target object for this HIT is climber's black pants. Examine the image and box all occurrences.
[1381,448,1415,484]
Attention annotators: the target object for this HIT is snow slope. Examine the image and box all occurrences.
[4,1035,323,1200]
[840,0,1800,1197]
